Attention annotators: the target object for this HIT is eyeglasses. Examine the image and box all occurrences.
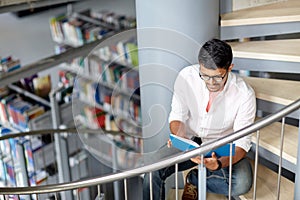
[199,71,228,82]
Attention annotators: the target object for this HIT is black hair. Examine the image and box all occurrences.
[198,38,233,70]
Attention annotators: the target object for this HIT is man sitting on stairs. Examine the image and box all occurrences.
[143,38,256,200]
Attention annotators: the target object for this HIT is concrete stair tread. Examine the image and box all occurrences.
[243,76,300,105]
[252,119,298,165]
[229,39,300,63]
[221,0,300,27]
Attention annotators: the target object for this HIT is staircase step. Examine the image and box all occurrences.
[229,39,300,63]
[252,119,298,165]
[243,76,300,105]
[221,0,300,27]
[240,160,294,199]
[168,160,294,199]
[167,189,227,200]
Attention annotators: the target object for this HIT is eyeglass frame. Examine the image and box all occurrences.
[198,70,228,82]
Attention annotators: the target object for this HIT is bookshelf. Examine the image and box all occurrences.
[49,9,142,154]
[0,3,139,199]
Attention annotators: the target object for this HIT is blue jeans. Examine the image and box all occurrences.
[143,158,252,200]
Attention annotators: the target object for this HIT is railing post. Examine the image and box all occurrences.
[149,172,153,200]
[175,163,179,200]
[253,130,260,200]
[276,117,285,200]
[111,143,120,200]
[295,113,300,199]
[198,154,206,200]
[50,88,73,200]
[16,141,29,187]
[124,179,128,200]
[228,142,233,198]
[16,141,30,200]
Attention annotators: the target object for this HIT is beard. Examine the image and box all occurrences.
[206,83,223,92]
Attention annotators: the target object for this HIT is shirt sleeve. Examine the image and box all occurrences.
[233,89,256,152]
[168,72,189,123]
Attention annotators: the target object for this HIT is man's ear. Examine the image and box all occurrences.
[228,64,234,72]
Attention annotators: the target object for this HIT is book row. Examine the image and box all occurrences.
[91,37,138,67]
[76,111,142,152]
[50,9,136,47]
[0,125,87,189]
[0,56,21,74]
[0,93,46,131]
[74,77,141,124]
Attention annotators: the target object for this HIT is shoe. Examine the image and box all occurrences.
[182,169,198,200]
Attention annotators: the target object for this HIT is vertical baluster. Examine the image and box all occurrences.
[35,193,39,200]
[198,154,206,200]
[9,139,17,187]
[55,192,59,200]
[149,171,153,200]
[253,130,260,200]
[76,188,81,200]
[29,138,38,187]
[97,184,101,197]
[277,117,285,200]
[124,178,128,200]
[175,163,178,200]
[96,184,105,199]
[41,137,47,183]
[228,142,233,198]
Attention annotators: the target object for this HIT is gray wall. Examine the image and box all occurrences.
[136,0,220,154]
[0,0,136,86]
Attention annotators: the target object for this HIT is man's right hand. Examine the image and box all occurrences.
[167,139,172,148]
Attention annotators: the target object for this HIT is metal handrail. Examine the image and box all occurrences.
[0,128,132,140]
[0,98,300,195]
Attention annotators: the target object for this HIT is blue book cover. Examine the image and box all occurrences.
[169,134,235,158]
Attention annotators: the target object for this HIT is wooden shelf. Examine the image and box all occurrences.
[229,39,300,63]
[240,160,294,200]
[243,76,300,105]
[221,0,300,27]
[0,37,105,86]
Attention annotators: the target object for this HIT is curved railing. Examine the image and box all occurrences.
[0,98,300,199]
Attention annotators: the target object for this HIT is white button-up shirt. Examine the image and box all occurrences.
[168,64,256,152]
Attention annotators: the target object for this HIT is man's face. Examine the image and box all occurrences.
[199,65,229,92]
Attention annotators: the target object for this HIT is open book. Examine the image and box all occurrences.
[169,134,235,158]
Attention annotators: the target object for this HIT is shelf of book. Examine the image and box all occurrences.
[60,63,140,101]
[53,9,142,150]
[77,128,142,170]
[0,81,74,132]
[7,84,51,107]
[49,9,136,48]
[0,8,139,198]
[0,32,116,86]
[28,101,73,130]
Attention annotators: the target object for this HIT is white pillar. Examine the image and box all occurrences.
[136,0,220,153]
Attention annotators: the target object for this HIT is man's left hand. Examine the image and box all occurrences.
[190,152,219,171]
